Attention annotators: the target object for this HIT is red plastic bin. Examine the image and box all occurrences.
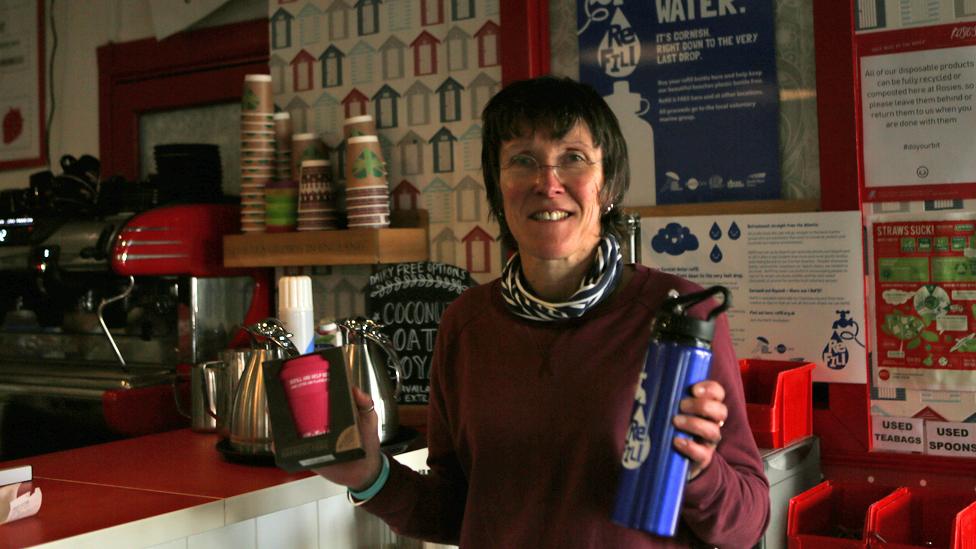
[867,487,976,549]
[787,480,899,549]
[739,359,815,449]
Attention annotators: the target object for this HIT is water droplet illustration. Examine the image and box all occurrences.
[709,222,722,241]
[728,222,741,240]
[598,9,641,78]
[710,245,723,263]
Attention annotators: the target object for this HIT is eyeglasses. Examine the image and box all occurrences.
[501,153,599,183]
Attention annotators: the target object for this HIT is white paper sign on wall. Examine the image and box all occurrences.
[924,421,976,458]
[871,416,925,454]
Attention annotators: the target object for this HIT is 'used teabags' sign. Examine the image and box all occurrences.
[871,416,924,454]
[366,262,476,404]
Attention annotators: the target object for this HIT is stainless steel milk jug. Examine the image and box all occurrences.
[176,360,227,433]
[227,344,286,455]
[337,318,403,443]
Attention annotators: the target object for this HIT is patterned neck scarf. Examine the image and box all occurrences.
[500,234,623,322]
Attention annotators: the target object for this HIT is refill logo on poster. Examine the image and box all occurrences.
[596,8,640,78]
[578,0,781,206]
[873,221,976,377]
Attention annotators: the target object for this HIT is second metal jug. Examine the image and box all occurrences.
[177,360,226,433]
[226,346,286,455]
[338,318,403,443]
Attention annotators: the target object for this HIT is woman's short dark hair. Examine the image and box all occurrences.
[481,75,630,250]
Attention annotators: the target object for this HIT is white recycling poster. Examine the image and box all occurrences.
[640,210,867,383]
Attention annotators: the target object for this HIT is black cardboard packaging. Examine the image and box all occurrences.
[262,347,365,472]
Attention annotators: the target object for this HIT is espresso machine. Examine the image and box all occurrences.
[0,190,269,458]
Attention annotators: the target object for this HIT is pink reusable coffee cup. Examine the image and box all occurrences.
[279,354,330,438]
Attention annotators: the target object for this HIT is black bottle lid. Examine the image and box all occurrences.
[652,286,731,345]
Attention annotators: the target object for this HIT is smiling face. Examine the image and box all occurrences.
[499,123,605,268]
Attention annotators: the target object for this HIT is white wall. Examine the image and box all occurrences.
[0,0,265,191]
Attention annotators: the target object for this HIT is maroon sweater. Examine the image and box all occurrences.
[364,265,769,548]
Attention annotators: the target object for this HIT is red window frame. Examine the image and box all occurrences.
[97,19,269,182]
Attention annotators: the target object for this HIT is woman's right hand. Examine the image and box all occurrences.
[312,387,384,492]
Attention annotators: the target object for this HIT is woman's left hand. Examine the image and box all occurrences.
[672,380,728,480]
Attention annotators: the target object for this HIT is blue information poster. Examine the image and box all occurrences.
[577,0,781,206]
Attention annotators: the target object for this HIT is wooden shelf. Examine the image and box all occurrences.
[223,210,430,268]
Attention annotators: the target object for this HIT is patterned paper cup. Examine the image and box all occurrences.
[241,122,274,134]
[274,112,293,142]
[297,219,340,231]
[344,184,389,198]
[241,145,276,156]
[297,217,341,226]
[241,112,274,124]
[241,111,274,120]
[241,139,277,151]
[241,129,275,141]
[241,166,275,177]
[240,181,268,191]
[291,133,328,180]
[344,192,388,204]
[345,204,390,216]
[266,198,297,232]
[242,159,274,170]
[342,114,376,139]
[241,116,274,127]
[345,136,387,187]
[299,159,336,208]
[242,74,273,114]
[347,212,389,227]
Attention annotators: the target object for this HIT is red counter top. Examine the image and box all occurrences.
[0,478,213,548]
[0,429,315,547]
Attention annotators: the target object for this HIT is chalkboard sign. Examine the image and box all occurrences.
[365,262,477,404]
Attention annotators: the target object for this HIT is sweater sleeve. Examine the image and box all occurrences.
[679,312,771,548]
[359,306,468,544]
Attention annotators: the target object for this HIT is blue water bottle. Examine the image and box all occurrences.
[612,286,731,537]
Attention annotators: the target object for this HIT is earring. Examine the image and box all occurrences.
[604,203,615,214]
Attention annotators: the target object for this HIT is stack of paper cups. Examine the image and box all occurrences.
[278,275,315,355]
[298,159,340,231]
[273,112,293,182]
[340,115,375,214]
[344,135,390,228]
[264,178,298,232]
[291,133,328,182]
[240,74,275,232]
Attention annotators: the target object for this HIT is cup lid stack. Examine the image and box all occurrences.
[240,74,274,232]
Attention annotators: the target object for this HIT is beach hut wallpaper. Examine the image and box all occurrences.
[269,0,503,319]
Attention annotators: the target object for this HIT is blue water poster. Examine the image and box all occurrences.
[577,0,781,206]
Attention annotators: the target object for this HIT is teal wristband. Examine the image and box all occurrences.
[349,454,390,502]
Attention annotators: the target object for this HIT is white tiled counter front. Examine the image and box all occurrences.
[34,449,451,549]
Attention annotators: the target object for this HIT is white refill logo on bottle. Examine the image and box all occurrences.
[277,275,315,354]
[605,79,655,207]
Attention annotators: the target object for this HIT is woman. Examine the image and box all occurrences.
[317,76,769,548]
